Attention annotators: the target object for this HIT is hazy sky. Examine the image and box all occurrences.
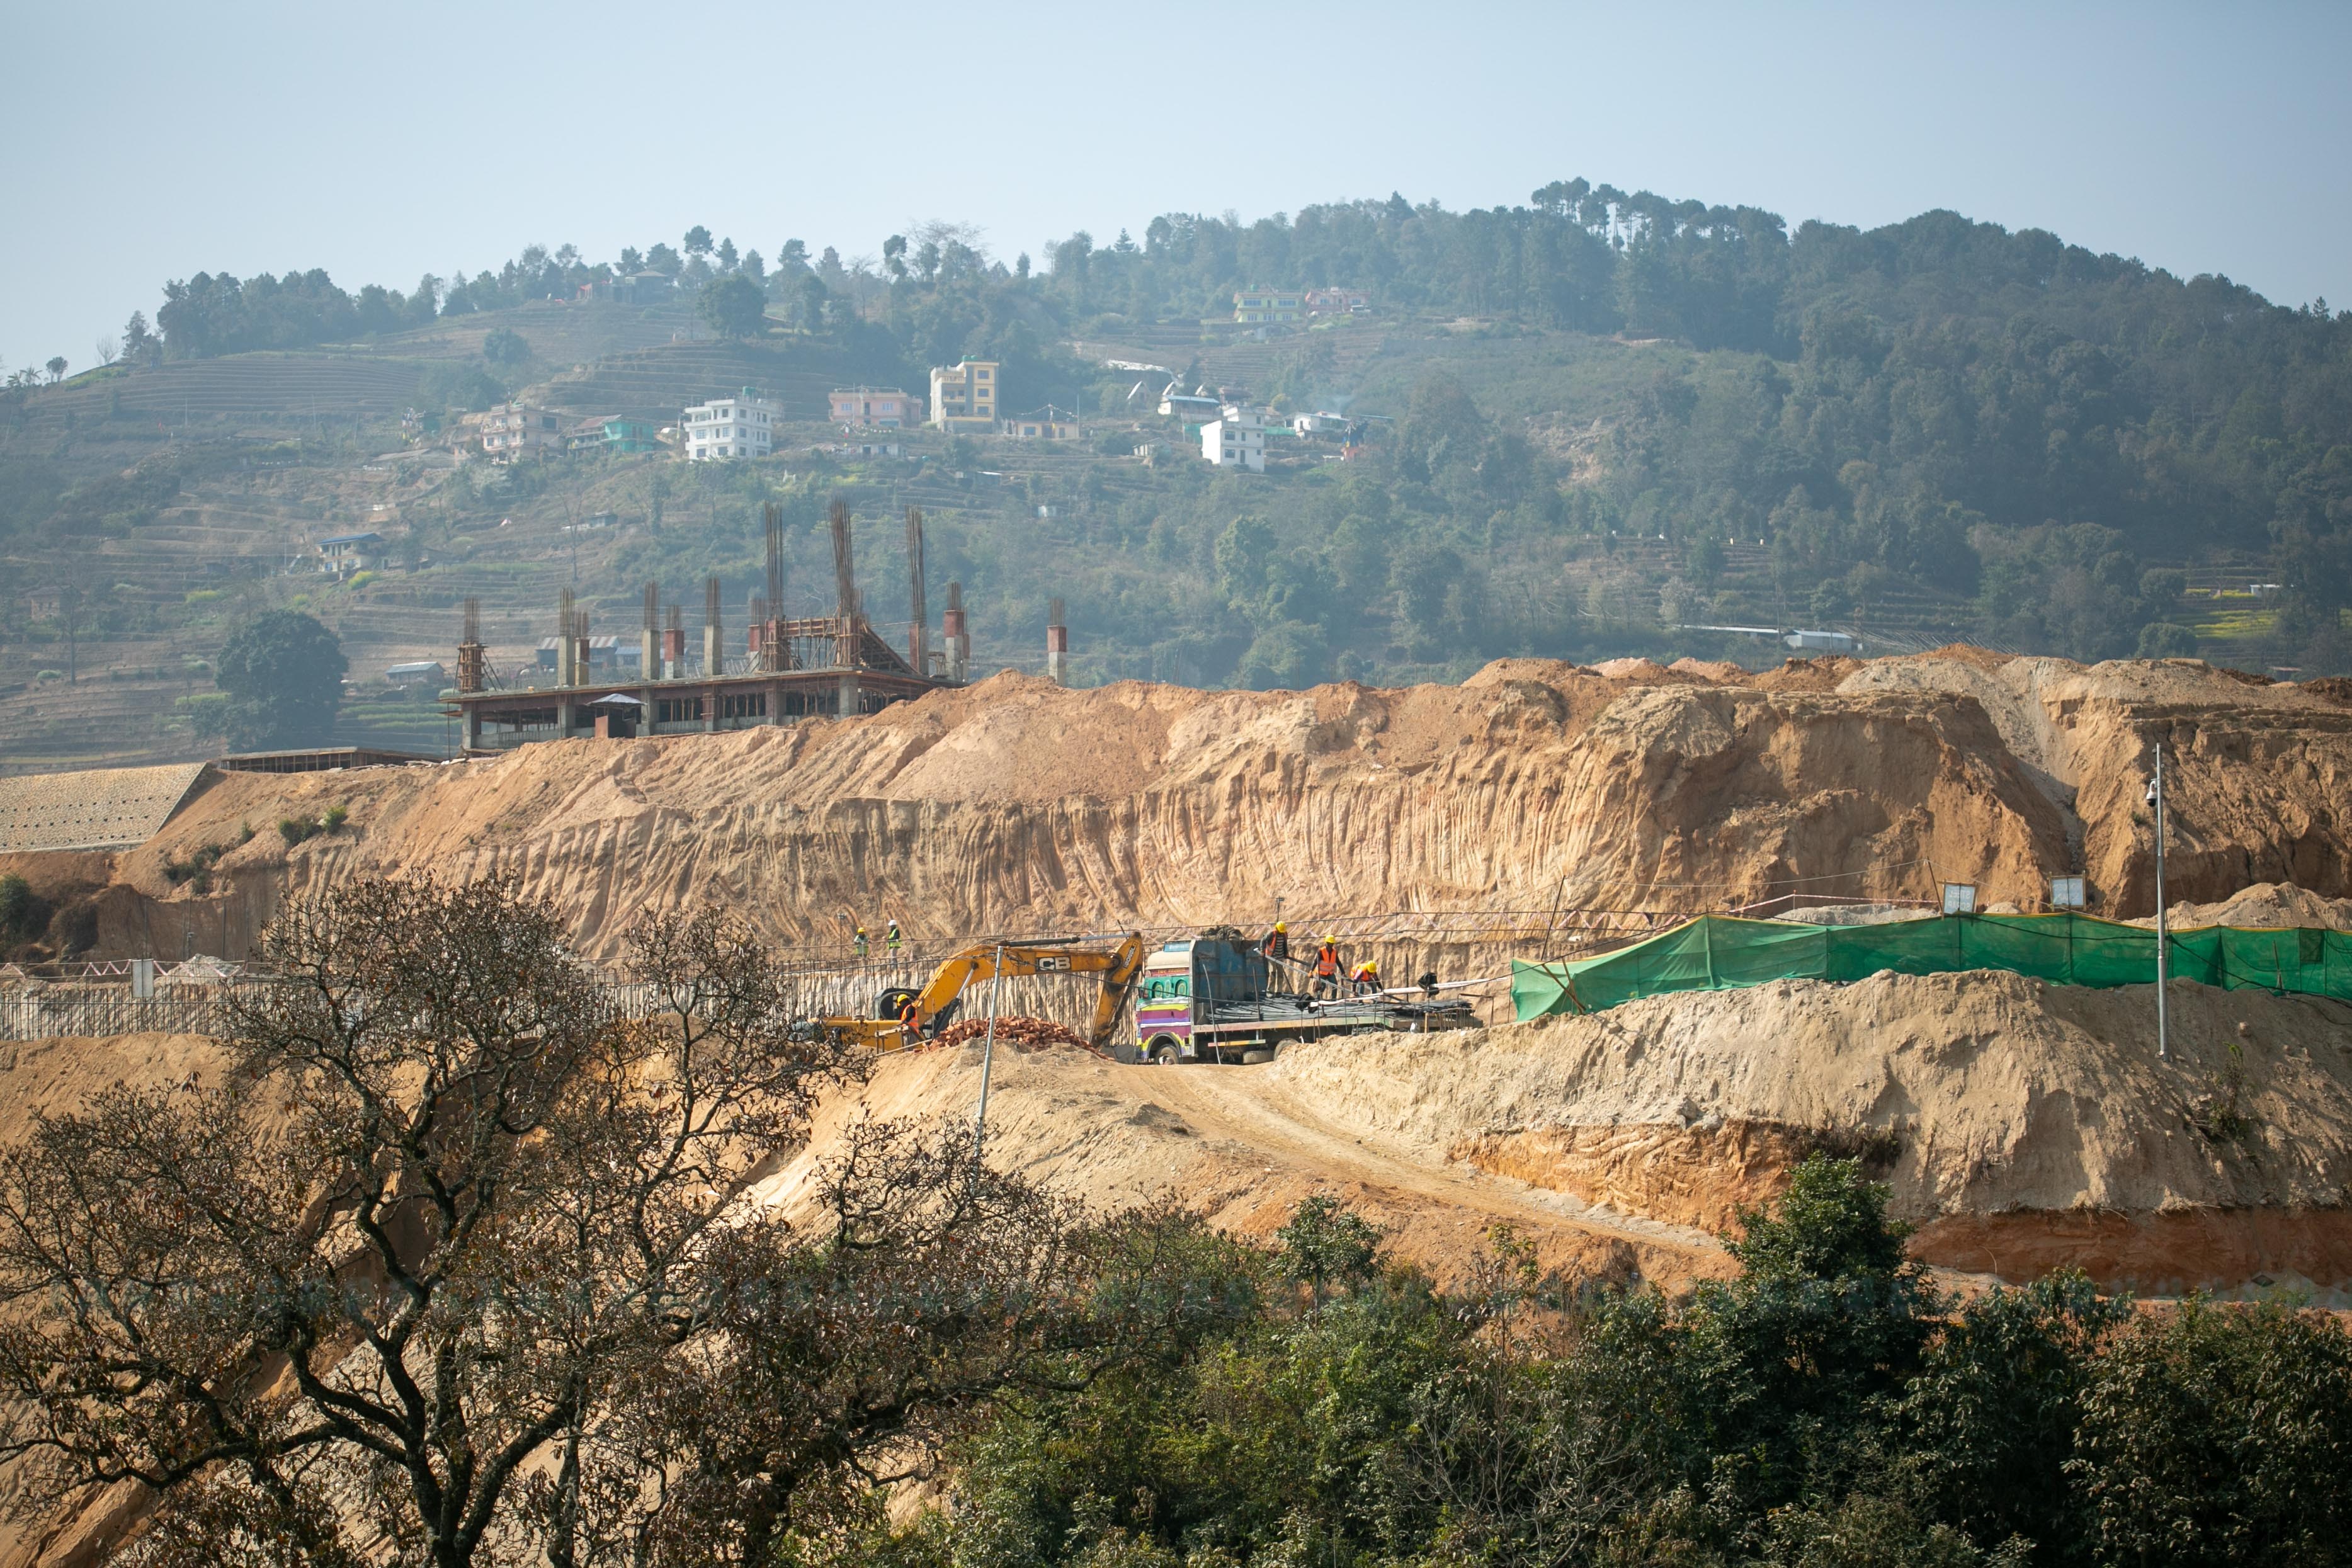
[8,1,2348,370]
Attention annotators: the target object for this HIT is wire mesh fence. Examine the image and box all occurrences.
[0,961,1115,1046]
[0,906,1766,1044]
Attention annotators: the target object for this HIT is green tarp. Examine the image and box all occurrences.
[1511,913,2352,1020]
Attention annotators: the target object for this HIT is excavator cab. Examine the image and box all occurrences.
[875,986,960,1038]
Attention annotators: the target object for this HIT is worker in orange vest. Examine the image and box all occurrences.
[1349,957,1381,996]
[1310,938,1341,1000]
[897,991,923,1043]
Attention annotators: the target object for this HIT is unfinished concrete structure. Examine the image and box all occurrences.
[446,499,954,753]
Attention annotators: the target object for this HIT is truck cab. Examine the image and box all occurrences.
[1134,935,1266,1063]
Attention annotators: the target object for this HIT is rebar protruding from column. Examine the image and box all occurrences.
[704,575,722,676]
[457,596,486,693]
[906,506,928,676]
[557,587,576,686]
[943,581,969,683]
[641,581,660,684]
[831,496,860,713]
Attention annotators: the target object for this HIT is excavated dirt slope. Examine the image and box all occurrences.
[9,649,2345,967]
[753,965,2352,1302]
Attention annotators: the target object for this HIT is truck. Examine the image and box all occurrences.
[1129,933,1475,1064]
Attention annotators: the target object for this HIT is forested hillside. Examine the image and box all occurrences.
[4,177,2351,730]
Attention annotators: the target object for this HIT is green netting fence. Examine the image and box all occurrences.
[1511,913,2352,1020]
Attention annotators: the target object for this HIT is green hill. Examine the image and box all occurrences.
[3,181,2349,768]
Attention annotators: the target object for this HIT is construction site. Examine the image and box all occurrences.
[445,499,977,750]
[4,641,2352,1321]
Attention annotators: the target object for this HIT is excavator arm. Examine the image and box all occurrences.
[827,933,1148,1054]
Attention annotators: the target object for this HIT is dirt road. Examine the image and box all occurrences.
[750,1038,1732,1291]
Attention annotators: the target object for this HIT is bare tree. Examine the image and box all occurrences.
[0,877,860,1567]
[0,876,1225,1565]
[97,337,119,366]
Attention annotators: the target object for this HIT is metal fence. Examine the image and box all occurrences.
[0,964,1113,1047]
[0,907,1759,1044]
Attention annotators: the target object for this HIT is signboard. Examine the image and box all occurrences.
[1941,883,1979,916]
[2050,876,2086,910]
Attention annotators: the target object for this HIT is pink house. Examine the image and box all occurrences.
[828,387,924,428]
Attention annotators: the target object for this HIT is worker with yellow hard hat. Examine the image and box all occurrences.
[1349,956,1381,996]
[1310,935,1341,1000]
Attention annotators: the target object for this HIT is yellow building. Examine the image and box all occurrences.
[1233,288,1302,324]
[928,359,999,432]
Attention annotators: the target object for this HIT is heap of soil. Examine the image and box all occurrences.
[2139,881,2352,931]
[1264,971,2352,1300]
[747,964,2352,1304]
[6,648,2347,971]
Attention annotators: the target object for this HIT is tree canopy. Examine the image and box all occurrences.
[213,610,346,751]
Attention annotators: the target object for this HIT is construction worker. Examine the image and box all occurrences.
[1349,957,1381,996]
[853,925,868,960]
[896,991,922,1042]
[1261,920,1290,964]
[1310,937,1341,1000]
[885,918,903,958]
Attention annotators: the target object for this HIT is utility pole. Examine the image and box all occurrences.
[972,943,1006,1174]
[2148,744,2170,1062]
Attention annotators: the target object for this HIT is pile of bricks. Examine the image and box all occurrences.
[928,1015,1098,1055]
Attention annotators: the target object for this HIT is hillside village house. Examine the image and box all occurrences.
[1201,407,1266,472]
[1159,388,1223,421]
[928,360,998,433]
[480,404,562,462]
[683,387,774,462]
[829,387,924,428]
[1004,407,1080,440]
[1233,288,1302,324]
[1305,287,1372,314]
[565,416,662,454]
[576,272,676,305]
[317,532,386,578]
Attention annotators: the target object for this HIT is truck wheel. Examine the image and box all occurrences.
[1149,1037,1181,1065]
[1240,1047,1274,1065]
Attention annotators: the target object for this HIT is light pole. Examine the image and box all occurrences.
[2146,744,2169,1062]
[972,943,1006,1173]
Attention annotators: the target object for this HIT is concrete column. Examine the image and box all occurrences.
[704,685,718,732]
[703,623,720,678]
[640,629,658,687]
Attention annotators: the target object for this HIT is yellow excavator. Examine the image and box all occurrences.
[817,932,1149,1054]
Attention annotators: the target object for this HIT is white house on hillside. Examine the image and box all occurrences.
[683,387,774,462]
[1201,407,1266,472]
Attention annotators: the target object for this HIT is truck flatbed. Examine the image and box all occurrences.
[1194,992,1475,1034]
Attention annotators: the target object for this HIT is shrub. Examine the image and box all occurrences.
[2136,621,2200,659]
[0,875,45,940]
